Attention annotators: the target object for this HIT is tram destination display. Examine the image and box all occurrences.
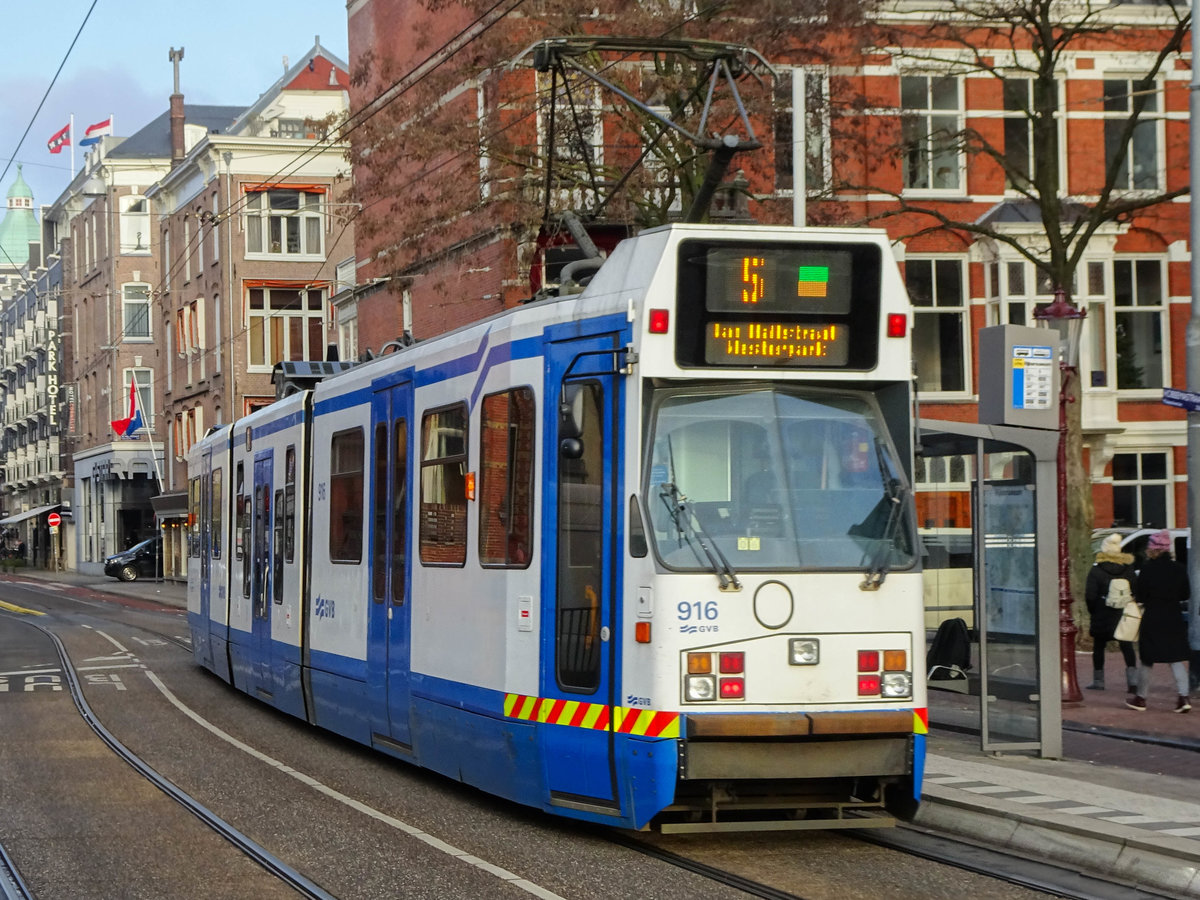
[675,240,883,369]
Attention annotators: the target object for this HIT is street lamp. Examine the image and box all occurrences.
[1034,287,1086,703]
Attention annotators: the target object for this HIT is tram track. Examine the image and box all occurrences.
[0,839,33,900]
[611,820,1181,900]
[21,615,335,900]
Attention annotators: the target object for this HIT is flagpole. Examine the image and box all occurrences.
[131,376,165,497]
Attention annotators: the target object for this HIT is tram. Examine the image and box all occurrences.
[187,223,926,831]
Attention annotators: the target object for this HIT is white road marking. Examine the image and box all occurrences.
[145,670,566,900]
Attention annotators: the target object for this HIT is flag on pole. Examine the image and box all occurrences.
[79,117,113,146]
[110,379,144,438]
[47,123,71,154]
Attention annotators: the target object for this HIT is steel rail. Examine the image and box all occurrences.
[31,618,336,900]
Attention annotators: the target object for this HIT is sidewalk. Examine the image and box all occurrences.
[922,650,1200,897]
[5,567,1198,894]
[0,566,188,609]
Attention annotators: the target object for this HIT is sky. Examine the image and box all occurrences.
[2,0,350,213]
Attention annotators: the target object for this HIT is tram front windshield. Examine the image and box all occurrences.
[645,386,916,573]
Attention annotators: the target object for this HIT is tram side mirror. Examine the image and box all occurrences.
[559,384,585,439]
[559,383,589,458]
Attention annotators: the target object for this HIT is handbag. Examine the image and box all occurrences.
[1113,600,1143,642]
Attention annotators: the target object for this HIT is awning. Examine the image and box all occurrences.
[0,503,61,526]
[151,491,188,518]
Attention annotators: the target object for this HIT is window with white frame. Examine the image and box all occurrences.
[211,190,220,264]
[987,258,1109,386]
[177,299,205,355]
[1103,78,1160,190]
[905,257,967,393]
[1110,450,1168,528]
[1001,77,1060,192]
[537,70,603,190]
[119,196,151,254]
[245,188,325,257]
[900,74,962,191]
[122,283,151,340]
[1113,258,1165,390]
[247,286,325,368]
[774,67,830,194]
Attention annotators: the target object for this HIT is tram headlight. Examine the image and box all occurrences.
[881,672,912,698]
[685,674,717,702]
[788,638,820,666]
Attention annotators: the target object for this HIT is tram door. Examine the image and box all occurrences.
[543,331,623,808]
[251,452,274,692]
[195,448,215,670]
[368,380,412,748]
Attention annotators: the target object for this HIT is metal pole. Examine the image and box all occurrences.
[1187,0,1200,677]
[792,67,806,226]
[1059,364,1083,703]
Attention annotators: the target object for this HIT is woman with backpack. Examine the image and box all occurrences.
[1084,532,1139,693]
[1127,530,1192,713]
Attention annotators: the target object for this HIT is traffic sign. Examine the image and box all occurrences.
[47,512,61,528]
[1162,387,1200,412]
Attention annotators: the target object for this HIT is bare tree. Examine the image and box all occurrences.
[346,0,875,275]
[830,0,1190,613]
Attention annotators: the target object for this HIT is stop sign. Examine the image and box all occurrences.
[47,512,61,528]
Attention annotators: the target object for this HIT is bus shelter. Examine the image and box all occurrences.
[917,419,1062,758]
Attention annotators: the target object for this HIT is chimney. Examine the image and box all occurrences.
[169,47,185,168]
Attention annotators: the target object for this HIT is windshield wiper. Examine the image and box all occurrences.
[859,438,909,591]
[658,481,741,592]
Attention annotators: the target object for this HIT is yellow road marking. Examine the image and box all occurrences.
[0,599,45,616]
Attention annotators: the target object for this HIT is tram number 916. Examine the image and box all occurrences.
[678,601,719,622]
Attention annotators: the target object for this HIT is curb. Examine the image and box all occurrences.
[917,788,1200,897]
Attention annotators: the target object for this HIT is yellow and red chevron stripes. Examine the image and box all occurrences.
[913,708,929,735]
[503,693,680,738]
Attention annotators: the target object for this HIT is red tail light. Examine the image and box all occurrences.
[719,677,745,699]
[858,650,880,672]
[858,674,882,695]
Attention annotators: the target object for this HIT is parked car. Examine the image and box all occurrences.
[104,536,162,582]
[1090,527,1190,568]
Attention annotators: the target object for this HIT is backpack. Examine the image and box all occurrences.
[927,617,971,680]
[1105,576,1133,609]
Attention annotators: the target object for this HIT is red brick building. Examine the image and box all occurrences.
[345,0,1193,534]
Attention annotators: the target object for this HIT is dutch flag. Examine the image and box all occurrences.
[79,117,113,147]
[110,379,144,438]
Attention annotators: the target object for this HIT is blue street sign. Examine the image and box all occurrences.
[1162,387,1200,411]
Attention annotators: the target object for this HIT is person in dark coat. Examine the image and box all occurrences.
[1127,530,1191,713]
[1084,533,1138,692]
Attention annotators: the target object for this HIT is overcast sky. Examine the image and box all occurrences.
[3,1,349,212]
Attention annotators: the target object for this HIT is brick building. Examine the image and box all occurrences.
[345,0,1193,536]
[44,40,352,577]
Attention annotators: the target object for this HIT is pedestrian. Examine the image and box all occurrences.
[1084,533,1139,693]
[1126,530,1192,713]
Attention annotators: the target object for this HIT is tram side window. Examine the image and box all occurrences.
[237,462,251,599]
[188,477,200,557]
[211,469,222,558]
[373,423,388,601]
[329,428,365,563]
[479,387,535,568]
[235,463,245,560]
[284,446,296,562]
[557,382,603,693]
[419,403,467,566]
[273,488,284,604]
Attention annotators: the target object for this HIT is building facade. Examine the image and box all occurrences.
[345,0,1193,538]
[43,41,352,577]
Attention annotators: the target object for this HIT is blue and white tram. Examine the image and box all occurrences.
[187,223,926,831]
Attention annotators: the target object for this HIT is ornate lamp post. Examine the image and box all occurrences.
[1034,287,1086,703]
